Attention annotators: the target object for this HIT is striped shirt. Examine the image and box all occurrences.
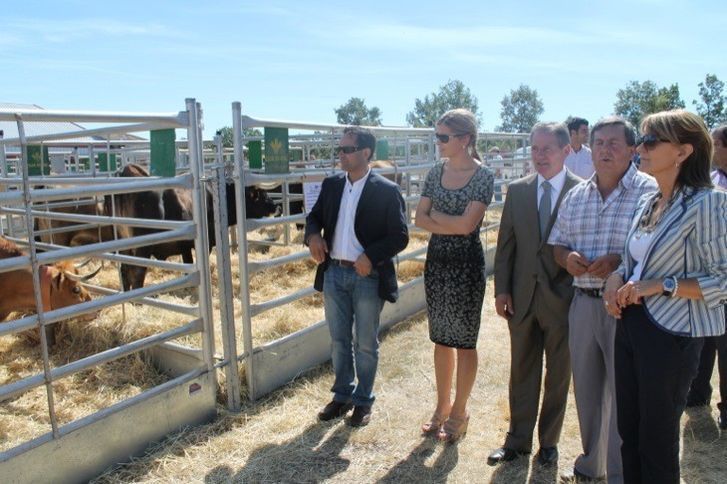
[618,188,727,337]
[549,163,657,288]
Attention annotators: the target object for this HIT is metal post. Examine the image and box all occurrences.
[0,129,7,236]
[212,135,242,411]
[232,101,256,400]
[15,114,60,438]
[282,180,290,246]
[185,99,216,379]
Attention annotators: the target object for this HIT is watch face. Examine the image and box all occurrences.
[663,278,676,292]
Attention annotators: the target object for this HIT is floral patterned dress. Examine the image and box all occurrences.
[422,162,494,349]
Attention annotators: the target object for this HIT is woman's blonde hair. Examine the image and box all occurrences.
[437,108,481,161]
[641,110,713,189]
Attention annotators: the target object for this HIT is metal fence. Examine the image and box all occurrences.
[0,100,218,482]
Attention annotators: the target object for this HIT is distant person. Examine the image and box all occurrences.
[488,122,580,467]
[489,146,504,161]
[603,110,727,483]
[550,116,656,482]
[564,116,595,179]
[415,109,494,442]
[305,126,409,427]
[685,124,727,429]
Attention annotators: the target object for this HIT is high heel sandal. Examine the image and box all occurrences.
[437,414,469,442]
[421,412,447,434]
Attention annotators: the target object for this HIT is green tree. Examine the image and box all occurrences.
[693,74,727,128]
[334,97,382,126]
[614,80,685,127]
[216,127,263,148]
[496,84,544,133]
[406,79,480,127]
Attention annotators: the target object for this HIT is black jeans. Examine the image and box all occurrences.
[615,305,703,484]
[686,333,727,409]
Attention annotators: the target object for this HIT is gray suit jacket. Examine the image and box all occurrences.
[494,171,581,325]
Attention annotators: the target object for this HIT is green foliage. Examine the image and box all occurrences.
[406,80,480,128]
[693,74,727,128]
[334,97,382,126]
[614,80,685,127]
[496,84,544,133]
[216,126,263,147]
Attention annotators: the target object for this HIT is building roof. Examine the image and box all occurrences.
[0,102,144,143]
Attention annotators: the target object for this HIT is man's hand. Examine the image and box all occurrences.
[495,293,515,320]
[307,234,328,264]
[354,253,372,277]
[587,254,621,279]
[566,251,591,277]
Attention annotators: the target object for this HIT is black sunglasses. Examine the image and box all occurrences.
[636,134,668,150]
[434,133,465,143]
[335,145,363,155]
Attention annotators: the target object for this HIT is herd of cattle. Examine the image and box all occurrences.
[0,160,404,342]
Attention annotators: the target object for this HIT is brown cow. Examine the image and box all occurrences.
[0,237,99,344]
[35,199,114,247]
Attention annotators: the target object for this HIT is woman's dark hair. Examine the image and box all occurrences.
[640,110,714,189]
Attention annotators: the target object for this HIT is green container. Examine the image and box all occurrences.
[247,140,262,169]
[26,145,50,176]
[98,153,117,172]
[264,127,289,174]
[150,129,176,177]
[375,140,389,160]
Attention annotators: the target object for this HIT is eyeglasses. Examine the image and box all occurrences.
[636,134,668,150]
[335,145,363,155]
[435,133,465,143]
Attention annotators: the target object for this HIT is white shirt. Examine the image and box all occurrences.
[537,167,567,214]
[330,168,370,261]
[627,229,655,282]
[564,145,594,179]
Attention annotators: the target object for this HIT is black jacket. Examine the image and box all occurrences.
[304,171,409,303]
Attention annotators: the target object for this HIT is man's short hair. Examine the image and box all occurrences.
[530,122,571,148]
[590,116,637,146]
[565,116,589,134]
[343,126,376,161]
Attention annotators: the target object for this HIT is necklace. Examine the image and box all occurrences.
[635,189,680,238]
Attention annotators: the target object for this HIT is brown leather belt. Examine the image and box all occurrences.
[576,287,603,298]
[330,258,355,268]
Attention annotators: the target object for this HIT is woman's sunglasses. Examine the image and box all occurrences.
[435,133,465,143]
[335,145,363,154]
[636,134,668,150]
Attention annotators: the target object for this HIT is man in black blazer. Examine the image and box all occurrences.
[305,126,408,427]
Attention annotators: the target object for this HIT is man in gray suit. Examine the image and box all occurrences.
[489,122,581,467]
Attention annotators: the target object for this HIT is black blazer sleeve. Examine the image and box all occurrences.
[363,187,409,266]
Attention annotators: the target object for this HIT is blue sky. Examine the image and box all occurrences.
[3,1,725,137]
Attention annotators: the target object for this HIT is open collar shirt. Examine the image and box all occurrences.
[549,163,658,288]
[330,168,370,261]
[564,144,594,179]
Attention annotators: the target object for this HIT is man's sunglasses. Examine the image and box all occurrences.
[434,133,465,143]
[335,145,364,155]
[636,134,668,150]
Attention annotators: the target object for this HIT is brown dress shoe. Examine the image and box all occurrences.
[348,405,372,427]
[318,400,353,421]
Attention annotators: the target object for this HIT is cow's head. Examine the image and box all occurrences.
[46,261,100,318]
[244,186,279,219]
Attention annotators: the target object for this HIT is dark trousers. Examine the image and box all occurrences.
[686,333,727,409]
[614,305,703,484]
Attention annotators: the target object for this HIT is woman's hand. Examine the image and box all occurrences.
[616,279,662,308]
[603,273,624,318]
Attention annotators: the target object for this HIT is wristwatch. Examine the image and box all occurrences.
[662,276,678,297]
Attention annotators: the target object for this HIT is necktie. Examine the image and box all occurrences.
[539,180,552,238]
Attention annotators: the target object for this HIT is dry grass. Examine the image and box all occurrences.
[90,279,727,483]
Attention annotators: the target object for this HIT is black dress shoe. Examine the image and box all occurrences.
[536,446,558,466]
[348,405,372,427]
[718,409,727,430]
[487,447,529,466]
[318,400,353,421]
